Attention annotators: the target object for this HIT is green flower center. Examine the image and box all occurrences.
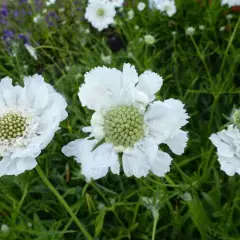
[97,8,105,17]
[104,106,145,148]
[0,113,27,140]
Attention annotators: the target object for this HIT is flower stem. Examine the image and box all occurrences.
[35,165,93,240]
[151,212,159,240]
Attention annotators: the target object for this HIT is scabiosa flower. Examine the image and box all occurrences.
[185,27,195,36]
[157,0,176,17]
[127,10,134,20]
[24,44,38,61]
[110,0,124,7]
[138,2,146,11]
[221,0,240,7]
[85,0,116,31]
[0,75,68,177]
[144,34,155,45]
[62,64,189,181]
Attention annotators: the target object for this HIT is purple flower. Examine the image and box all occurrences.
[18,34,29,44]
[2,29,14,46]
[1,4,8,16]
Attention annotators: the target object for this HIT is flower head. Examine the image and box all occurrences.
[138,2,146,11]
[62,64,189,181]
[110,0,124,7]
[144,34,155,45]
[127,10,134,20]
[210,124,240,176]
[85,0,116,31]
[24,44,38,60]
[157,0,176,17]
[0,75,68,177]
[221,0,240,7]
[199,25,205,30]
[185,27,195,36]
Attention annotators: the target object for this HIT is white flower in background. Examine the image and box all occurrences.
[157,0,176,17]
[221,0,240,7]
[85,28,90,34]
[144,34,155,45]
[1,224,9,233]
[85,0,116,31]
[138,2,146,11]
[0,75,68,177]
[46,0,56,6]
[185,27,195,36]
[42,9,47,14]
[127,10,134,20]
[172,31,177,36]
[181,192,192,201]
[62,64,189,181]
[226,14,233,20]
[101,54,112,65]
[135,25,140,30]
[219,26,226,32]
[33,15,41,23]
[199,25,205,30]
[24,44,38,61]
[59,8,65,13]
[210,124,240,176]
[110,0,124,7]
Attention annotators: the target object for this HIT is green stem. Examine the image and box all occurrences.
[151,212,159,240]
[36,165,93,240]
[219,16,240,77]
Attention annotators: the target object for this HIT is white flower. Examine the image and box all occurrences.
[144,34,155,45]
[221,0,240,7]
[59,8,65,13]
[33,15,41,23]
[24,44,38,61]
[85,0,116,31]
[172,31,177,36]
[138,2,146,11]
[62,64,189,181]
[135,25,140,30]
[101,54,112,65]
[0,75,68,177]
[210,124,240,176]
[127,10,134,20]
[199,25,205,30]
[157,0,176,17]
[46,0,56,6]
[185,27,195,36]
[219,26,226,32]
[226,14,233,20]
[42,9,47,14]
[1,224,9,233]
[110,0,124,7]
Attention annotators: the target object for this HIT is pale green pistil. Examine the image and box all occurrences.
[233,110,240,128]
[0,113,27,140]
[97,8,105,17]
[104,106,145,148]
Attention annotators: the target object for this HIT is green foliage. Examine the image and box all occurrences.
[1,0,240,239]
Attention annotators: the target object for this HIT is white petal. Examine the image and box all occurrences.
[165,130,188,155]
[150,150,172,177]
[0,157,8,177]
[16,157,37,173]
[136,71,163,103]
[122,63,138,85]
[218,155,240,176]
[78,66,122,111]
[122,137,158,177]
[210,133,235,158]
[23,74,49,112]
[91,112,104,126]
[92,126,105,140]
[145,99,189,144]
[0,77,17,108]
[62,139,119,180]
